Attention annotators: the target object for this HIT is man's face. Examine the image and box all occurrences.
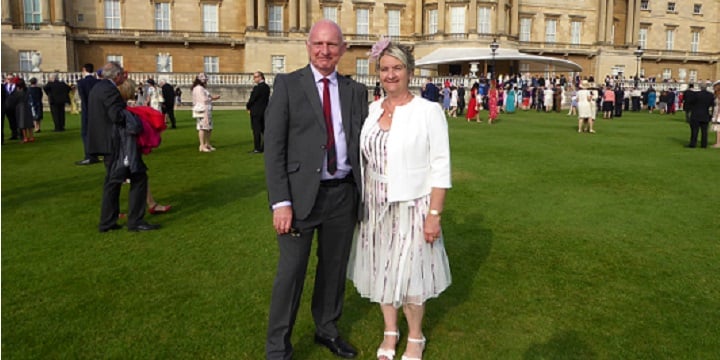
[5,75,14,84]
[114,71,127,86]
[253,73,261,84]
[306,22,346,76]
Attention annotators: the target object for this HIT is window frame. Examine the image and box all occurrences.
[640,0,650,10]
[204,56,219,74]
[665,28,674,50]
[666,2,676,12]
[690,31,700,53]
[107,55,123,67]
[477,7,492,34]
[356,58,369,76]
[154,2,171,31]
[638,27,648,49]
[322,6,338,23]
[427,9,438,34]
[271,55,285,74]
[449,6,465,34]
[23,0,41,27]
[268,4,283,33]
[387,9,401,37]
[104,0,121,30]
[519,18,531,41]
[693,4,702,14]
[545,19,557,43]
[19,51,34,72]
[156,54,173,73]
[356,8,369,35]
[570,21,582,45]
[202,3,219,33]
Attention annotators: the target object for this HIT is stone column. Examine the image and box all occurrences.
[414,0,422,35]
[52,0,65,25]
[598,0,607,43]
[41,0,51,23]
[299,0,307,31]
[257,0,266,30]
[633,0,641,45]
[438,0,445,34]
[605,0,614,44]
[625,0,634,45]
[246,0,255,30]
[1,0,12,24]
[468,0,477,33]
[497,0,506,35]
[511,0,519,36]
[289,0,297,31]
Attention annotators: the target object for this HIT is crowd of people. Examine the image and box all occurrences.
[2,17,719,360]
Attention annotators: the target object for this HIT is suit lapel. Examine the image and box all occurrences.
[299,66,326,130]
[338,74,353,140]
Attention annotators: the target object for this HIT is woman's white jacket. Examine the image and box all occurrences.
[361,96,452,203]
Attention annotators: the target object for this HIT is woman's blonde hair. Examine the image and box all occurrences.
[375,44,415,74]
[117,77,137,102]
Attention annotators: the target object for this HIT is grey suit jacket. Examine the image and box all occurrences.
[264,65,368,220]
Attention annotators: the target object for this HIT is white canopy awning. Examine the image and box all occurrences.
[415,47,583,72]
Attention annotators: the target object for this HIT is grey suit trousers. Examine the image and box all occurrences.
[266,181,358,360]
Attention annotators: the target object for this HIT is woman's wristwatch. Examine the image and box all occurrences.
[429,209,441,219]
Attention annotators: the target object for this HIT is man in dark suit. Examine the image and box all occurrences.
[684,84,715,148]
[264,19,368,360]
[421,77,438,102]
[246,71,270,153]
[2,73,19,141]
[76,63,100,165]
[457,83,466,116]
[160,78,176,129]
[43,74,71,131]
[87,61,159,233]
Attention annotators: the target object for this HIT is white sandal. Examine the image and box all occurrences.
[377,331,400,360]
[401,336,426,360]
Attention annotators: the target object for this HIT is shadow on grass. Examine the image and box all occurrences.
[523,330,597,360]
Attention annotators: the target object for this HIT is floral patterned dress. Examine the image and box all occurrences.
[347,121,452,308]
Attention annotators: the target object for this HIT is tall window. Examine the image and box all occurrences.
[268,5,283,33]
[19,51,34,71]
[545,19,556,43]
[23,0,41,28]
[638,28,648,49]
[571,21,582,44]
[356,8,369,36]
[272,55,285,74]
[323,7,337,23]
[155,2,171,31]
[104,0,121,29]
[107,55,123,67]
[662,68,671,80]
[204,56,219,73]
[202,4,218,32]
[640,0,650,10]
[665,29,674,50]
[519,18,531,41]
[427,9,438,34]
[387,10,400,37]
[356,59,369,75]
[156,54,172,72]
[477,7,491,34]
[690,31,700,53]
[449,7,465,34]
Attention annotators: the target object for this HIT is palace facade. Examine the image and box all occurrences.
[2,0,719,82]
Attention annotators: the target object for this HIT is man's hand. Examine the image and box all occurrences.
[273,206,293,235]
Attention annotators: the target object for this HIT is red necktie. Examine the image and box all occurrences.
[321,78,337,175]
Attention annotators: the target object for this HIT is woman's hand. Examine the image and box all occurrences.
[423,215,442,243]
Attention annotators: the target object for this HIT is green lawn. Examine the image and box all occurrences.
[2,108,719,359]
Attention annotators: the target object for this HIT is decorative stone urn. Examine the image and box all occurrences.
[31,52,42,72]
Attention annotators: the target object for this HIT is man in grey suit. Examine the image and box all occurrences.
[264,19,368,360]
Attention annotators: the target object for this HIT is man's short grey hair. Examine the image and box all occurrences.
[101,61,124,80]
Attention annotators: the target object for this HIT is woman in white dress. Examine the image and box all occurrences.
[191,73,220,152]
[576,82,594,133]
[543,85,554,112]
[348,39,452,360]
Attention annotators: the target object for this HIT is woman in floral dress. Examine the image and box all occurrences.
[348,39,452,360]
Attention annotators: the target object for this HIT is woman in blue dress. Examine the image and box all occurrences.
[505,86,517,113]
[442,84,451,113]
[647,87,657,113]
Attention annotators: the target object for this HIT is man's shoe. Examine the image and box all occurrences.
[314,334,357,359]
[76,158,101,165]
[99,224,123,233]
[128,223,161,232]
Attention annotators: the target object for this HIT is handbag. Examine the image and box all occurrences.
[192,103,206,118]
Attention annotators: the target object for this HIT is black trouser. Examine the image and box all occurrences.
[632,97,640,111]
[688,121,708,148]
[99,156,148,231]
[457,100,465,115]
[266,181,358,360]
[4,110,18,139]
[624,98,630,111]
[80,114,98,161]
[163,105,176,128]
[251,114,265,152]
[50,103,66,131]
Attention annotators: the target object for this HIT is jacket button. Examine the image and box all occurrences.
[316,168,321,172]
[321,145,326,149]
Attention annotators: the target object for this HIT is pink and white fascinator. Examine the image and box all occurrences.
[368,36,391,62]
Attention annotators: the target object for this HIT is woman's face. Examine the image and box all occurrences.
[378,54,410,95]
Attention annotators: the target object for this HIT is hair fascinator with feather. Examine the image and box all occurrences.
[368,36,391,62]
